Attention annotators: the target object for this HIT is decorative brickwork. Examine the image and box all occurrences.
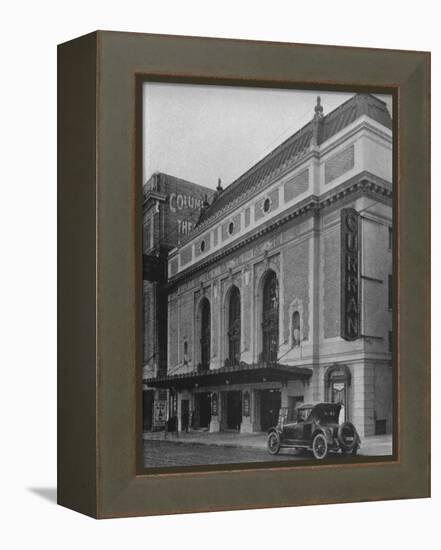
[282,242,310,344]
[284,169,309,202]
[323,227,341,337]
[325,145,355,184]
[269,188,279,210]
[254,200,264,221]
[245,207,251,227]
[180,245,192,266]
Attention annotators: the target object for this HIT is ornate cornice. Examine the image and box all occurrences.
[168,171,392,288]
[174,148,316,248]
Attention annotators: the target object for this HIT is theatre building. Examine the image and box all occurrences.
[142,172,213,430]
[146,94,393,437]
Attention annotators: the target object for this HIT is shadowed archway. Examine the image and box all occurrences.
[261,270,279,363]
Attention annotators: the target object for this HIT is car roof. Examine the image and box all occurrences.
[296,402,340,410]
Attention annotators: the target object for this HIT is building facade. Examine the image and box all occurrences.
[142,172,213,430]
[146,94,393,438]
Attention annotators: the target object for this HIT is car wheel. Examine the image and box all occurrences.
[312,433,328,460]
[267,432,281,455]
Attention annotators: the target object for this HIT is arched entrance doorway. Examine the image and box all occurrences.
[262,271,279,363]
[227,286,241,365]
[325,365,351,422]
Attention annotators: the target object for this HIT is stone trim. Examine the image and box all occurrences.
[168,172,391,288]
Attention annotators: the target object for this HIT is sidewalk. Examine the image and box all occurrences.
[143,430,393,456]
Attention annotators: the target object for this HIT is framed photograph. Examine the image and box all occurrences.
[141,84,395,470]
[58,31,430,518]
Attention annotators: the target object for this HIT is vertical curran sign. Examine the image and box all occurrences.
[341,208,361,341]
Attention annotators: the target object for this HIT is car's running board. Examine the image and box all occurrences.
[280,444,310,449]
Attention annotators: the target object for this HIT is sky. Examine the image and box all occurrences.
[143,83,392,190]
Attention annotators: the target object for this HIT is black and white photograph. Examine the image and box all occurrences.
[3,0,435,539]
[141,84,394,469]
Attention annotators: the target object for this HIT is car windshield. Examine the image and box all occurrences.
[313,405,340,422]
[296,404,340,423]
[297,408,312,422]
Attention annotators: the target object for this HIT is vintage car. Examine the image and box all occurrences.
[267,402,361,460]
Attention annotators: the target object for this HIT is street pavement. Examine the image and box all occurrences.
[143,430,393,468]
[143,439,298,467]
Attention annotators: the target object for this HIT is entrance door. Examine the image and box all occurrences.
[326,366,350,423]
[260,389,281,431]
[331,381,347,423]
[194,393,211,429]
[181,399,189,432]
[224,391,242,431]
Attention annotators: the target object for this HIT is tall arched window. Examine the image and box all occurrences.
[292,311,300,347]
[183,340,188,365]
[227,286,241,365]
[262,271,279,363]
[200,298,211,370]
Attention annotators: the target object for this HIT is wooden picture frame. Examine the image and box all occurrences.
[58,31,430,518]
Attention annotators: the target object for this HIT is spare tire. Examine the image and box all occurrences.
[338,422,357,452]
[267,431,281,455]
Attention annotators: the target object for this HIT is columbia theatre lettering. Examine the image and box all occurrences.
[168,192,204,236]
[341,208,361,340]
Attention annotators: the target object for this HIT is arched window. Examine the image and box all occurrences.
[227,286,241,365]
[200,298,211,371]
[262,271,279,363]
[183,340,188,365]
[292,311,300,347]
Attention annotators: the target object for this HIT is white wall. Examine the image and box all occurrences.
[1,1,437,549]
